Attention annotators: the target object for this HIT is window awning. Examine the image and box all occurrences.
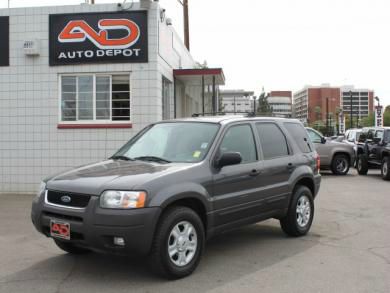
[173,68,225,85]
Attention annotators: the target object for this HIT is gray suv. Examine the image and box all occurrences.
[31,116,321,279]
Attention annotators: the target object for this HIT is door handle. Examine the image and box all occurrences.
[249,169,261,176]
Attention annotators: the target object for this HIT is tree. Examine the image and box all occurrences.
[314,106,322,121]
[256,91,272,115]
[384,105,390,126]
[360,113,375,127]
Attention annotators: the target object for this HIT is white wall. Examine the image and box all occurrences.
[0,2,195,193]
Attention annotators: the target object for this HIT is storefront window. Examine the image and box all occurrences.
[60,74,130,122]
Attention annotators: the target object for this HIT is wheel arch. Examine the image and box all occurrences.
[293,177,315,198]
[332,151,352,165]
[154,193,210,235]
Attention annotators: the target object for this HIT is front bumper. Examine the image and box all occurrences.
[31,191,161,256]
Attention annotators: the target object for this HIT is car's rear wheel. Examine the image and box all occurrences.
[149,206,204,279]
[381,157,390,181]
[331,154,350,175]
[280,186,314,237]
[357,154,368,175]
[53,239,91,254]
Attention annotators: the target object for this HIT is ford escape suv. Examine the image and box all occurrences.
[31,116,321,279]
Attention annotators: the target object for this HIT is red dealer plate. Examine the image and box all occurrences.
[50,220,70,240]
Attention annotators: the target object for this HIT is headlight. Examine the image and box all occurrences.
[37,182,46,198]
[100,191,147,209]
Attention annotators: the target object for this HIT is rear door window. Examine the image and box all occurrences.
[283,122,312,153]
[256,123,289,159]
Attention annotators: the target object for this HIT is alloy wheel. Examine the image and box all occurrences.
[167,221,197,267]
[296,195,311,228]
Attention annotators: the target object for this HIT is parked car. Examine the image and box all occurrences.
[344,129,362,145]
[343,128,362,166]
[356,127,390,180]
[306,127,355,175]
[32,116,321,279]
[326,135,344,142]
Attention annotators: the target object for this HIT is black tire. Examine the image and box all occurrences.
[357,154,368,175]
[53,239,91,254]
[331,154,350,175]
[149,206,205,279]
[381,157,390,181]
[280,186,314,237]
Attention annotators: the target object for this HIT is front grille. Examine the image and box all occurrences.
[46,190,91,208]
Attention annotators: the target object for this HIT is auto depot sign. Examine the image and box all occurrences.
[0,16,9,66]
[49,11,148,65]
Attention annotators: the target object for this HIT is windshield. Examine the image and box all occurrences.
[113,122,220,163]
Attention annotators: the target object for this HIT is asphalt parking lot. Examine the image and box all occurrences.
[0,170,389,293]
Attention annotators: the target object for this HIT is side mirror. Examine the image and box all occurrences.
[216,152,242,169]
[321,137,326,144]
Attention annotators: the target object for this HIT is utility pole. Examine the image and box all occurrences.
[253,96,257,116]
[326,97,329,135]
[349,90,353,129]
[183,0,190,51]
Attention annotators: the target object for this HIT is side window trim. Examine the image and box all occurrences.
[213,123,258,165]
[255,122,291,160]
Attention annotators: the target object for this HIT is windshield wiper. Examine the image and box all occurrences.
[109,155,135,161]
[133,156,171,163]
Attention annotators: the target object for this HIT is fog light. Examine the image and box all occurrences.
[113,237,125,246]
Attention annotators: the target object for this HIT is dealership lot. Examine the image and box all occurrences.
[0,170,389,293]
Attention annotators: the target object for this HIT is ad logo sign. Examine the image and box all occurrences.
[0,16,9,67]
[50,11,148,65]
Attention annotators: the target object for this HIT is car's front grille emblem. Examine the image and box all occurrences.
[60,195,72,203]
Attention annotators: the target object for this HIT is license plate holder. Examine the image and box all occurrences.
[50,220,70,240]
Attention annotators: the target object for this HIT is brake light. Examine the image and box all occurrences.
[315,153,320,172]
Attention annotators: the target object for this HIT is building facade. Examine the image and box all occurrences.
[293,85,341,124]
[293,85,374,126]
[220,89,254,113]
[0,2,224,193]
[268,91,292,118]
[340,86,374,122]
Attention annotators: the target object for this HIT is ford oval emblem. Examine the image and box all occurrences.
[61,195,71,203]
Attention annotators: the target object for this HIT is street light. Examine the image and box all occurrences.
[375,96,380,106]
[252,95,258,116]
[349,90,353,129]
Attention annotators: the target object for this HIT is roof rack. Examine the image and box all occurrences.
[191,112,278,118]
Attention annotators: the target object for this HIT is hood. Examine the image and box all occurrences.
[46,160,191,195]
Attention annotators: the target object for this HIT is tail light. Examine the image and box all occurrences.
[315,153,320,172]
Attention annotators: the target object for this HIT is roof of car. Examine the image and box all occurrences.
[362,127,390,130]
[161,115,301,125]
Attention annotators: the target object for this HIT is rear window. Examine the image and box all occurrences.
[284,122,312,153]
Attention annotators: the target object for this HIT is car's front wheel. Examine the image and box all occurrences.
[331,154,350,175]
[53,239,91,254]
[357,154,368,175]
[381,157,390,181]
[280,186,314,237]
[149,206,205,279]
